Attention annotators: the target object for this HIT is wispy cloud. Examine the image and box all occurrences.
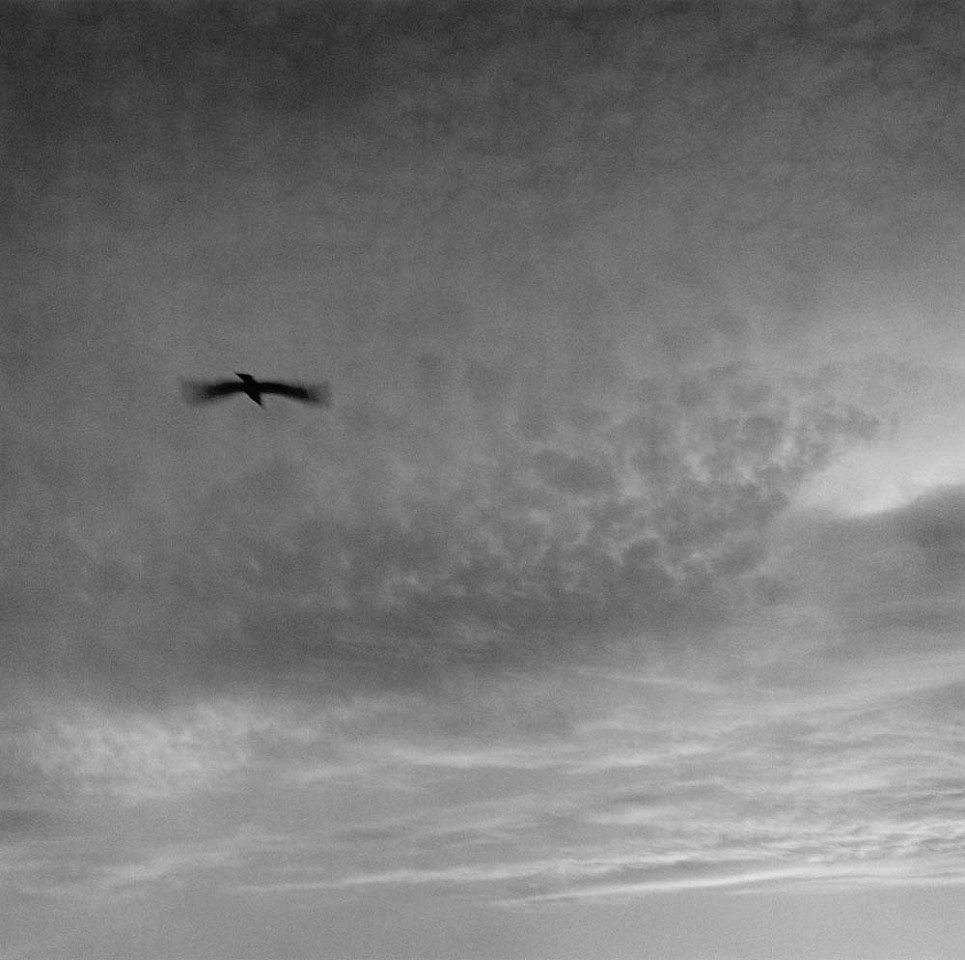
[172,635,958,907]
[500,860,958,904]
[7,596,965,907]
[18,700,282,804]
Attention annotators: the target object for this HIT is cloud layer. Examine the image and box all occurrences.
[4,1,965,956]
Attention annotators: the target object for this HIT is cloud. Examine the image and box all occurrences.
[1,357,880,714]
[892,484,965,579]
[47,628,942,906]
[17,701,273,805]
[231,860,589,896]
[768,483,965,650]
[11,10,965,951]
[3,829,257,906]
[0,809,52,836]
[4,0,913,717]
[499,859,965,904]
[4,621,965,910]
[531,449,615,497]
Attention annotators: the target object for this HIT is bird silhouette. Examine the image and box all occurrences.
[182,373,331,407]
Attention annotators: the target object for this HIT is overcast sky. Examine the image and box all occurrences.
[3,0,965,957]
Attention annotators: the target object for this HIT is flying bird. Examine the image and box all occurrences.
[182,372,331,407]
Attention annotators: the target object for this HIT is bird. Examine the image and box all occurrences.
[182,372,331,407]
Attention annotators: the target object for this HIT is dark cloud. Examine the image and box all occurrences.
[770,484,965,650]
[414,353,449,410]
[892,484,965,580]
[7,0,937,715]
[531,450,614,497]
[0,808,51,836]
[0,357,878,708]
[464,359,514,415]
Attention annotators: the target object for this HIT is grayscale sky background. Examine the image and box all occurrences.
[3,0,965,957]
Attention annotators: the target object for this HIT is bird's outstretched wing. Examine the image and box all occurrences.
[181,379,246,404]
[259,381,332,405]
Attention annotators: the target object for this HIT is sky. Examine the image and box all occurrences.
[2,0,965,957]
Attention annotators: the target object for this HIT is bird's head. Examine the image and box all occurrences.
[235,372,255,383]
